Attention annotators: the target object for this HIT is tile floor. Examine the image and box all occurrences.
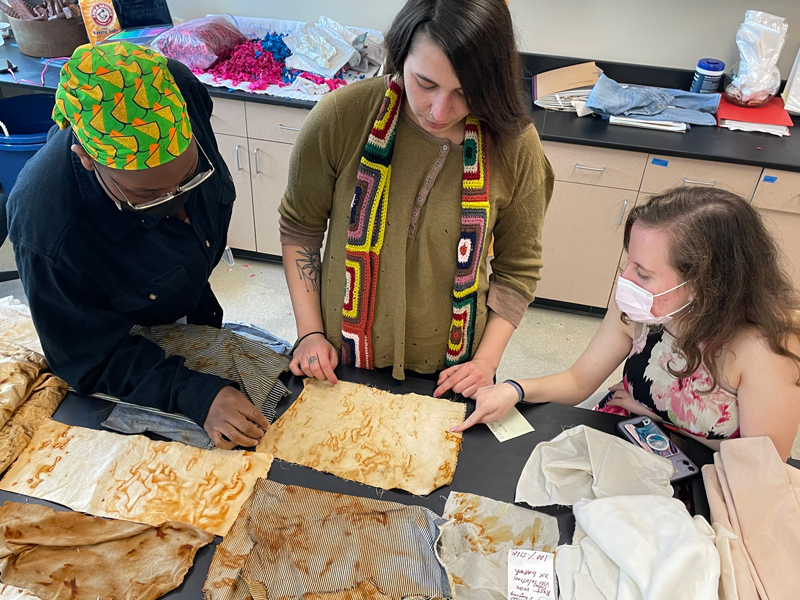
[211,257,800,460]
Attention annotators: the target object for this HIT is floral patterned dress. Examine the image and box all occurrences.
[595,325,740,440]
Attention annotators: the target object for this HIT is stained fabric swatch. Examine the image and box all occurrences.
[0,297,42,356]
[0,583,42,599]
[439,492,560,600]
[257,379,466,495]
[0,501,213,600]
[131,324,291,422]
[0,341,67,475]
[0,420,273,536]
[0,374,67,474]
[203,479,452,600]
[0,343,49,430]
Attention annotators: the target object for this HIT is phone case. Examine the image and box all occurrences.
[616,417,699,482]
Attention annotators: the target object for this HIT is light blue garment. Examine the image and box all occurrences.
[223,322,293,356]
[586,74,720,126]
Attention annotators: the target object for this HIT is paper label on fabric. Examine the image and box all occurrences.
[651,158,669,167]
[487,407,534,442]
[508,549,556,600]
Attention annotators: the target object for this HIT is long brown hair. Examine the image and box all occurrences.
[384,0,529,149]
[623,186,800,387]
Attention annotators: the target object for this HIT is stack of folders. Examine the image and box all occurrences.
[717,96,793,136]
[608,116,687,133]
[532,62,602,112]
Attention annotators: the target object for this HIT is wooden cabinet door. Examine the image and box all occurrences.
[535,181,634,308]
[250,139,292,256]
[216,133,256,252]
[759,208,800,292]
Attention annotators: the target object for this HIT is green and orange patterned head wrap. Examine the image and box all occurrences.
[53,41,192,170]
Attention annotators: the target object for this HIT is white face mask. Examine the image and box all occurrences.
[615,275,691,325]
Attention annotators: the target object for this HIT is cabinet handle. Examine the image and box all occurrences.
[234,145,242,171]
[617,199,628,225]
[253,148,260,174]
[278,124,301,132]
[683,177,716,186]
[574,163,606,172]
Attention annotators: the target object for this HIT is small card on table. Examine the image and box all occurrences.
[487,407,534,442]
[508,548,556,600]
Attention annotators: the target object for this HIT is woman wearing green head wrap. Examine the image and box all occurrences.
[7,41,270,449]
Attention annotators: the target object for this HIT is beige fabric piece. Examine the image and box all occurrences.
[702,436,800,600]
[515,425,674,507]
[0,501,213,600]
[0,374,67,474]
[257,379,465,495]
[438,492,560,600]
[0,342,48,430]
[0,420,273,536]
[555,495,720,600]
[0,584,42,600]
[203,479,452,600]
[0,297,43,356]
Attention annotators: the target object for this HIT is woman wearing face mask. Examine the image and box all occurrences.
[279,0,554,396]
[454,187,800,461]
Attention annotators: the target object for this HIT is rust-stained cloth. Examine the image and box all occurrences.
[0,501,213,600]
[203,479,453,600]
[0,342,67,475]
[439,492,560,600]
[0,420,273,536]
[257,379,466,495]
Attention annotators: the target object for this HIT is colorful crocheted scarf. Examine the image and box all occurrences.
[341,75,490,369]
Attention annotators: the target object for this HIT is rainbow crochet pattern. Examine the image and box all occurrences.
[341,76,490,371]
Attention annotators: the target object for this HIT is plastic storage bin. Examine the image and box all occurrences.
[0,94,56,193]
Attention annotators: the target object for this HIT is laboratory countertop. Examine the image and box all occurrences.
[2,41,799,171]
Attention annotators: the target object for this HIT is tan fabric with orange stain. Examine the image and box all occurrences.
[0,583,43,599]
[257,379,465,495]
[203,479,452,600]
[439,492,560,600]
[0,374,67,474]
[0,501,213,600]
[0,342,49,430]
[0,420,273,536]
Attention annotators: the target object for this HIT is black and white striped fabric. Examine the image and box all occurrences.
[131,323,290,422]
[203,479,453,600]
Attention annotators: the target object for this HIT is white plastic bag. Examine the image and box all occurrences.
[725,10,788,106]
[284,20,360,79]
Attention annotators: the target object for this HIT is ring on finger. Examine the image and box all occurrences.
[309,356,317,365]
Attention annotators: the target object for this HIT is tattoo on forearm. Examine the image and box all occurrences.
[295,247,321,293]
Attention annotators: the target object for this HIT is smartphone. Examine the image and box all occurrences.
[616,416,699,482]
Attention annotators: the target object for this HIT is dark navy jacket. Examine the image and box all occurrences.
[7,59,236,427]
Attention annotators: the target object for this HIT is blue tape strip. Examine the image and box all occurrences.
[651,158,669,167]
[763,175,778,183]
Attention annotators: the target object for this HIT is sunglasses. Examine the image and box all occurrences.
[98,139,215,212]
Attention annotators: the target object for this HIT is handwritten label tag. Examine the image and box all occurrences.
[508,548,556,600]
[486,407,534,442]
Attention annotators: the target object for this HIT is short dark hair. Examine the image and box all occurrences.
[385,0,530,149]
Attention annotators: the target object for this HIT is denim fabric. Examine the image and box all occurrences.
[223,322,292,356]
[587,74,720,125]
